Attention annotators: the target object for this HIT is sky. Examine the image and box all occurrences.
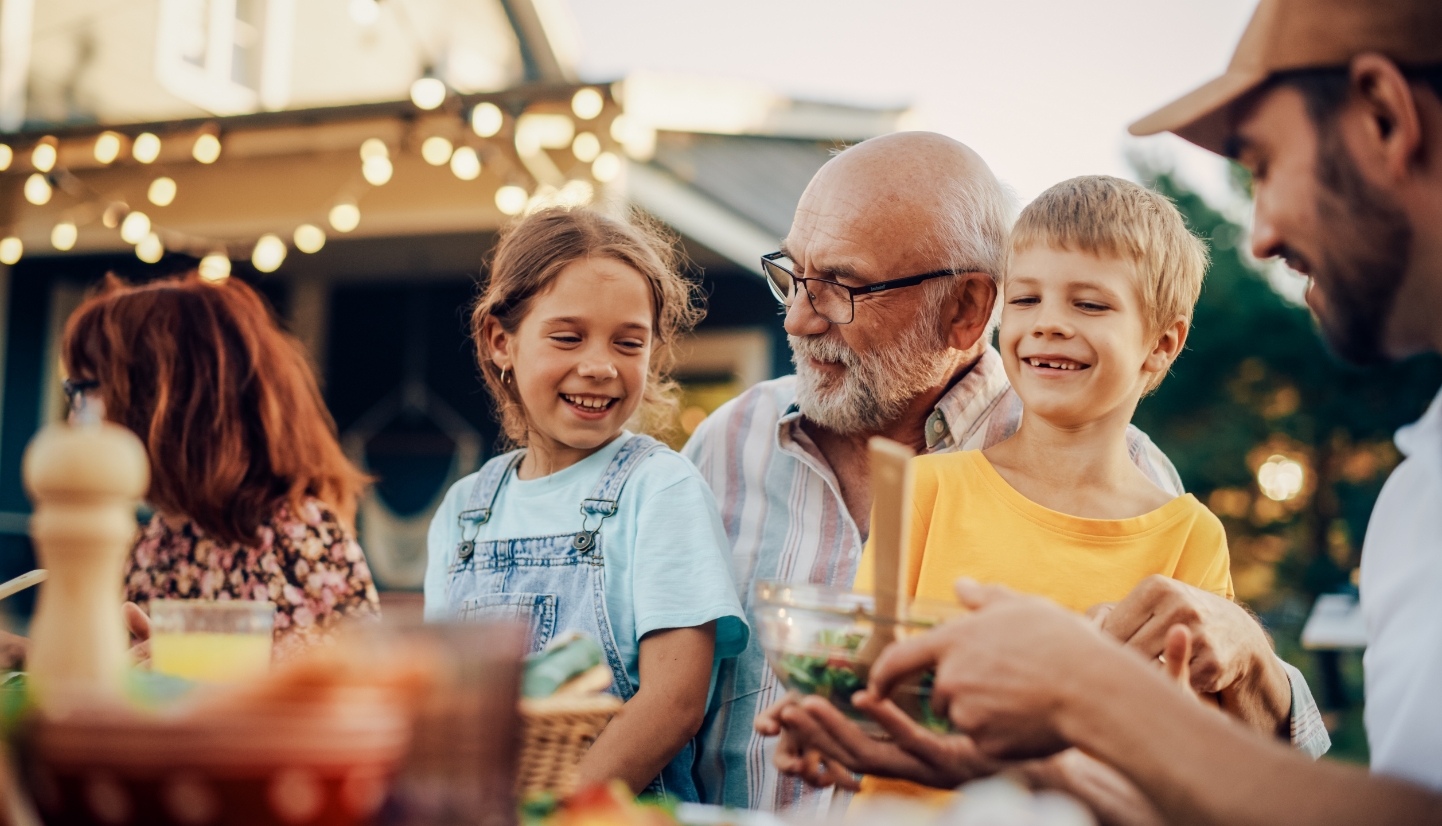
[563,0,1259,209]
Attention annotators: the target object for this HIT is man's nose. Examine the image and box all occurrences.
[1250,187,1285,261]
[783,291,830,337]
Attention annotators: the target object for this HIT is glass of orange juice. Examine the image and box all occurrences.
[148,599,275,683]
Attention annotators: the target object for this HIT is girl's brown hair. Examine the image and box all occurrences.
[62,273,369,545]
[471,206,703,444]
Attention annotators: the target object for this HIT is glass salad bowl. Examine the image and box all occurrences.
[754,580,963,735]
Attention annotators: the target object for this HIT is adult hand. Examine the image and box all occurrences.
[755,694,859,790]
[867,580,1107,760]
[1094,576,1292,736]
[1012,748,1167,826]
[124,601,151,667]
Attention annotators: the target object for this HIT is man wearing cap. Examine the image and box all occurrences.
[839,0,1442,822]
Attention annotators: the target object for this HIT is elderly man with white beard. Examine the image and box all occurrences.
[682,131,1328,816]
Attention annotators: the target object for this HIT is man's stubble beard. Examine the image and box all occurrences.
[1307,123,1413,366]
[790,309,961,435]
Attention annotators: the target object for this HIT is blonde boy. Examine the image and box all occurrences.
[855,174,1229,611]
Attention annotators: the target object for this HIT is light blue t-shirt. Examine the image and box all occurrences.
[424,432,749,689]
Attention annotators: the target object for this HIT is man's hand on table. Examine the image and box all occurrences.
[1089,576,1292,737]
[756,689,1004,790]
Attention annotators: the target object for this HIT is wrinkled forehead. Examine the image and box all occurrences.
[784,163,951,280]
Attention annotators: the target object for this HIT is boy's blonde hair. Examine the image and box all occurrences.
[1007,175,1209,391]
[471,206,702,445]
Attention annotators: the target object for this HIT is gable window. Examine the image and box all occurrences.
[156,0,294,114]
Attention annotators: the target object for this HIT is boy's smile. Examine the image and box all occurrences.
[1001,245,1177,430]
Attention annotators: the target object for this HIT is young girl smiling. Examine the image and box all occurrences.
[424,207,747,800]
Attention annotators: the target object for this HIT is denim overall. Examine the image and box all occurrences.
[443,434,699,800]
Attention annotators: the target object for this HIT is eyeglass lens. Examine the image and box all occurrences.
[762,258,854,324]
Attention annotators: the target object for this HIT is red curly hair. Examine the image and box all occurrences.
[61,273,368,546]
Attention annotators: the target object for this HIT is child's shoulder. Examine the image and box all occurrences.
[913,448,988,479]
[623,438,710,495]
[1177,493,1228,538]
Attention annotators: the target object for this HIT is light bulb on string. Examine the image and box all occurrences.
[471,102,503,137]
[329,203,360,233]
[0,144,11,171]
[51,222,78,251]
[192,133,221,164]
[571,88,604,120]
[450,146,481,180]
[572,132,600,163]
[198,253,231,283]
[94,132,122,164]
[362,155,393,185]
[136,232,164,264]
[120,211,151,244]
[294,224,326,254]
[0,237,21,265]
[148,177,178,207]
[251,234,287,273]
[31,139,57,173]
[591,152,621,183]
[102,202,127,229]
[360,138,389,160]
[410,77,447,110]
[421,136,453,166]
[24,173,52,205]
[495,185,528,216]
[133,133,161,163]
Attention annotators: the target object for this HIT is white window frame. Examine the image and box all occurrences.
[155,0,295,115]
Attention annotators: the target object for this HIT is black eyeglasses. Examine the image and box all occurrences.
[761,252,962,325]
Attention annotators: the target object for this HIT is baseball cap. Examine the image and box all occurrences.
[1129,0,1442,155]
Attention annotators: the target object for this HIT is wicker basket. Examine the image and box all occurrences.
[516,692,624,797]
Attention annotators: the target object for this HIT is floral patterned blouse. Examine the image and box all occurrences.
[124,498,381,660]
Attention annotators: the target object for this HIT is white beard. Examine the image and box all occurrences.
[790,316,959,435]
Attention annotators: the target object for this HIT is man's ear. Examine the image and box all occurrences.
[1143,316,1189,378]
[1348,53,1425,182]
[483,316,514,372]
[945,273,998,352]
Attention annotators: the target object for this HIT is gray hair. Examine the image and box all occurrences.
[921,173,1018,332]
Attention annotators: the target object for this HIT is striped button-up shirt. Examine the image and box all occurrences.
[682,346,1327,814]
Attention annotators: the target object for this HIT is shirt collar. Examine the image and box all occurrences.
[777,345,1013,452]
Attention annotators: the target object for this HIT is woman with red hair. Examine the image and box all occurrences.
[62,272,378,658]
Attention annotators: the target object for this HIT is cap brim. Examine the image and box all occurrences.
[1128,68,1268,156]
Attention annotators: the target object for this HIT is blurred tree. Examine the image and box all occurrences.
[1133,170,1442,612]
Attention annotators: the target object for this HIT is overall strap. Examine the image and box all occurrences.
[572,434,667,552]
[455,449,525,561]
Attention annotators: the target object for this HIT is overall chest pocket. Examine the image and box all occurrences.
[457,593,558,653]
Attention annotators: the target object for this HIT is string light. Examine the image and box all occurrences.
[133,133,161,163]
[329,203,360,233]
[24,174,52,205]
[515,114,574,153]
[558,179,594,207]
[294,224,326,253]
[449,146,481,180]
[198,253,231,282]
[136,232,164,263]
[410,77,447,110]
[32,138,57,173]
[572,132,601,163]
[0,237,20,265]
[571,88,604,120]
[591,152,621,183]
[120,211,151,244]
[471,102,503,138]
[495,185,528,216]
[251,234,287,273]
[362,155,393,185]
[102,202,127,229]
[0,144,11,171]
[421,136,453,166]
[51,222,78,251]
[94,132,122,164]
[148,177,178,207]
[360,138,389,160]
[192,133,221,164]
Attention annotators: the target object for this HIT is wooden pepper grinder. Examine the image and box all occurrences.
[23,417,148,714]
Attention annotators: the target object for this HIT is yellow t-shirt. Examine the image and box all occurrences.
[857,449,1233,607]
[851,449,1232,802]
